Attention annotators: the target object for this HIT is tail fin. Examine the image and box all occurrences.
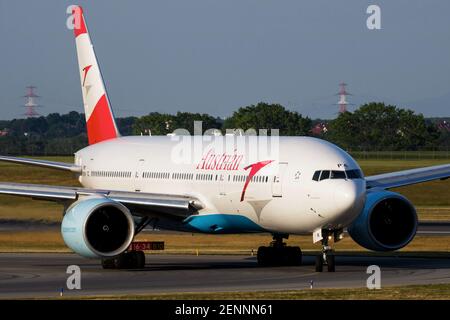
[72,6,120,145]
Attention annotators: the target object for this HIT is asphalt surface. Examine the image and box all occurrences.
[416,221,450,235]
[0,253,449,298]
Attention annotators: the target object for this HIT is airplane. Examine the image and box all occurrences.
[0,6,449,272]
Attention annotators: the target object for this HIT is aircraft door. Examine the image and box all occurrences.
[272,162,288,197]
[134,159,145,192]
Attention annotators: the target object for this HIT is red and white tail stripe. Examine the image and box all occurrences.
[72,6,120,145]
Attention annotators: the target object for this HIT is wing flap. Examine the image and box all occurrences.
[366,164,450,189]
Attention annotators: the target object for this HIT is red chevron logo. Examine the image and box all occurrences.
[240,160,274,202]
[82,65,92,87]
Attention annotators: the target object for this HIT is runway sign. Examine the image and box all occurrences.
[128,241,165,251]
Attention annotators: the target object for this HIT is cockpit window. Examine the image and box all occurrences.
[312,171,321,181]
[330,170,346,179]
[312,169,363,181]
[346,169,363,179]
[319,170,330,180]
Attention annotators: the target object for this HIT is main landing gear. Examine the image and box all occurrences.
[102,217,153,269]
[101,250,145,269]
[315,230,336,272]
[257,234,302,266]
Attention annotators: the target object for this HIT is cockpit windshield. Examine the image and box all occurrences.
[330,170,346,179]
[320,170,330,181]
[312,169,362,181]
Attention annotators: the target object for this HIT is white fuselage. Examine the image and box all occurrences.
[74,135,366,235]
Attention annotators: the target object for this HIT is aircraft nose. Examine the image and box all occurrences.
[333,181,360,214]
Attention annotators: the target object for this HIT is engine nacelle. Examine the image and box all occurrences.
[61,197,135,258]
[348,190,418,251]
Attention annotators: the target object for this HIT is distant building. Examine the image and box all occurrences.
[437,120,450,132]
[0,128,9,137]
[311,122,328,135]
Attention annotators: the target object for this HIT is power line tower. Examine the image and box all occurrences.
[336,82,352,114]
[22,86,42,117]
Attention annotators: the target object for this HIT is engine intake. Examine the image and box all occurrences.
[348,190,417,251]
[62,197,134,258]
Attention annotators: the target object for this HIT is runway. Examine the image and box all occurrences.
[0,253,450,298]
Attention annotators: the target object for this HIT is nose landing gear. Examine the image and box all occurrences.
[257,234,302,266]
[315,247,335,272]
[315,230,338,272]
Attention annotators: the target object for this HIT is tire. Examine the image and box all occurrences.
[279,247,295,266]
[257,246,269,266]
[135,251,145,269]
[315,255,323,272]
[101,258,115,269]
[290,247,302,266]
[326,255,335,272]
[113,253,128,269]
[279,247,288,266]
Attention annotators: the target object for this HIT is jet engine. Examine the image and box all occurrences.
[61,197,135,258]
[348,190,417,251]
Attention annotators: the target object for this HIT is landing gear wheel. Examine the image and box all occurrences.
[326,254,335,272]
[257,246,270,266]
[287,247,302,266]
[113,253,127,269]
[101,257,115,269]
[315,255,323,272]
[135,250,145,269]
[315,229,338,272]
[101,251,146,269]
[315,252,335,272]
[257,235,302,267]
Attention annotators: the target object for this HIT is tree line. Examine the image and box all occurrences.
[0,102,448,155]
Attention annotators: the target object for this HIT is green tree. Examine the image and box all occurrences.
[223,102,311,135]
[132,112,222,135]
[326,102,437,150]
[132,112,176,135]
[173,112,220,134]
[116,116,138,136]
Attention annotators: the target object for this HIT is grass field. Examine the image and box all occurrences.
[69,283,450,300]
[349,150,450,160]
[1,230,450,253]
[360,159,450,207]
[0,156,78,222]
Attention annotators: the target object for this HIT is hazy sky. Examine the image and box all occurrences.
[1,0,450,120]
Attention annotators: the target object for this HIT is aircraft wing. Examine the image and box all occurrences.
[365,164,450,189]
[0,156,81,173]
[0,182,203,218]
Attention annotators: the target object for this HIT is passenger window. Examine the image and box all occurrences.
[312,171,321,181]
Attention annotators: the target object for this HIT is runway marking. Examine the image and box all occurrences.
[417,231,450,234]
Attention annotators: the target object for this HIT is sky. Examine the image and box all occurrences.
[1,0,450,120]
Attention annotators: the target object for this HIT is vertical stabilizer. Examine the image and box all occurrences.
[72,6,120,145]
